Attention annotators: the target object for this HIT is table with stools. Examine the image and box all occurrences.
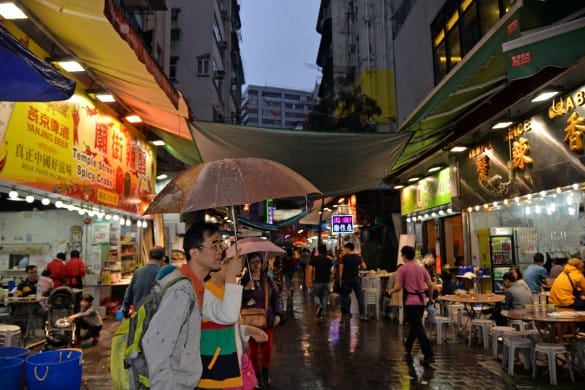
[6,296,46,343]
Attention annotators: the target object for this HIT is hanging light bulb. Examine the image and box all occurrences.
[41,198,50,205]
[25,195,34,203]
[8,190,18,199]
[125,219,131,226]
[119,217,125,225]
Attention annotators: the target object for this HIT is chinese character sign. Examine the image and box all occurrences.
[0,95,155,214]
[331,214,354,233]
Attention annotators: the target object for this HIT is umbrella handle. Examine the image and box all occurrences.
[231,205,254,290]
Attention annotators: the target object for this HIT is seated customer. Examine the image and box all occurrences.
[548,258,585,310]
[68,293,103,345]
[491,272,532,325]
[503,272,532,310]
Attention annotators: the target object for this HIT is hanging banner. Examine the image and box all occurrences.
[0,94,155,214]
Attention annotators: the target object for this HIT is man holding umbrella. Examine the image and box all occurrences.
[142,223,229,390]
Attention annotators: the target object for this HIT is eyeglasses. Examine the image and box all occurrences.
[198,240,226,251]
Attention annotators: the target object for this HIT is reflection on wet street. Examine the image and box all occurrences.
[76,274,578,389]
[267,279,577,390]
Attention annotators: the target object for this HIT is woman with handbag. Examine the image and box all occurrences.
[549,258,585,309]
[240,253,284,388]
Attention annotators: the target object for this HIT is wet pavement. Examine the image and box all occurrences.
[24,276,579,389]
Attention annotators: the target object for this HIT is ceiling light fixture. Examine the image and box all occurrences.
[95,93,115,103]
[125,115,142,123]
[156,174,168,180]
[531,91,559,103]
[427,164,444,173]
[393,184,405,190]
[407,176,420,183]
[492,121,513,129]
[41,198,50,205]
[450,146,467,153]
[25,195,34,203]
[8,190,18,199]
[151,140,165,146]
[53,59,85,72]
[0,3,27,19]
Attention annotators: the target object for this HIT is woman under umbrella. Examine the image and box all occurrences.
[240,253,284,388]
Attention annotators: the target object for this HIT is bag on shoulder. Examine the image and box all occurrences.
[110,274,190,389]
[240,307,267,328]
[240,280,269,328]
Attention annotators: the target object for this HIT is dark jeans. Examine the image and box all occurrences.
[404,305,433,359]
[340,277,365,316]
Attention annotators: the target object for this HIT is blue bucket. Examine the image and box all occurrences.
[0,347,29,360]
[26,349,83,390]
[0,357,24,390]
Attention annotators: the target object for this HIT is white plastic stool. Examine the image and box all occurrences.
[502,336,533,375]
[447,304,464,329]
[469,319,492,349]
[572,339,585,375]
[491,326,516,359]
[532,343,574,385]
[509,319,532,332]
[0,324,22,347]
[430,316,454,345]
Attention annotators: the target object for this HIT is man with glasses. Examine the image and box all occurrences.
[143,223,227,390]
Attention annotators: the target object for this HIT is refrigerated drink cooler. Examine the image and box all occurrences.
[478,227,515,293]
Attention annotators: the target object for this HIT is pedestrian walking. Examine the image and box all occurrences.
[388,245,434,366]
[121,245,166,318]
[339,242,367,320]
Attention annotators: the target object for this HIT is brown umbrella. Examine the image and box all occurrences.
[144,157,321,215]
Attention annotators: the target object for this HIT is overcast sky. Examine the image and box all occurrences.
[239,0,321,92]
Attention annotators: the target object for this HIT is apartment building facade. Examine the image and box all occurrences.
[241,85,315,129]
[132,0,245,123]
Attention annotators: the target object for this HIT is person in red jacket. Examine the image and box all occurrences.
[65,250,86,289]
[46,252,67,287]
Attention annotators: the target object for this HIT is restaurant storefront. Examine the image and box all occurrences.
[0,93,156,309]
[401,167,464,271]
[453,83,585,292]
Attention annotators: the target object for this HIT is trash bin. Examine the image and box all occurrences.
[26,349,82,390]
[0,357,24,390]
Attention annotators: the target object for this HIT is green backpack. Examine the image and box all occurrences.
[110,275,190,389]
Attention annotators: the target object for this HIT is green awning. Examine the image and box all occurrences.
[503,17,585,81]
[151,127,202,165]
[392,3,522,173]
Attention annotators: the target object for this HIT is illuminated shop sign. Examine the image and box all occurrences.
[331,214,354,233]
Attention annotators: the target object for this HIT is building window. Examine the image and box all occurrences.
[197,55,210,76]
[213,17,223,43]
[170,56,179,81]
[171,8,180,23]
[431,0,511,84]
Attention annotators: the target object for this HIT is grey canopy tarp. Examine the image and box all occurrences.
[189,121,410,197]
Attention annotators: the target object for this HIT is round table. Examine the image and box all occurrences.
[503,308,585,342]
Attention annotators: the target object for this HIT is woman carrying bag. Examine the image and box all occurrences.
[240,253,284,388]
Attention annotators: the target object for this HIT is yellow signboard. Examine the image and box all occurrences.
[0,94,155,215]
